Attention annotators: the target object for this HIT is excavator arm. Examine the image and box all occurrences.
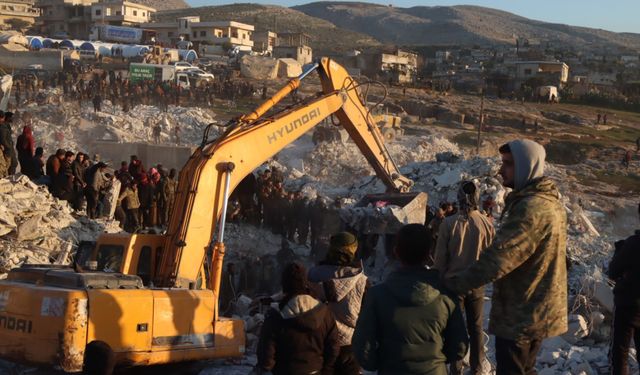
[156,58,413,311]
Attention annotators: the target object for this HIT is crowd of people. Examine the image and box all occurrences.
[244,139,640,375]
[13,67,258,111]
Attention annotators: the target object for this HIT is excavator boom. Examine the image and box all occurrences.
[157,58,412,291]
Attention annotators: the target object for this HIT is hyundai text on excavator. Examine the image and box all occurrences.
[0,58,415,372]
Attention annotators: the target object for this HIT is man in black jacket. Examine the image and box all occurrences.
[609,203,640,375]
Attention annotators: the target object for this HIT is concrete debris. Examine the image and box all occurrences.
[561,314,590,344]
[0,175,121,278]
[22,99,218,154]
[240,55,278,80]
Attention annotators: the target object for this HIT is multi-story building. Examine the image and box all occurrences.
[273,31,312,65]
[91,0,154,27]
[142,16,254,51]
[36,0,96,38]
[0,0,39,29]
[253,30,276,54]
[514,61,570,88]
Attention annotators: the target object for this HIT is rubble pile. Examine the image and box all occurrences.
[22,100,219,152]
[0,175,121,278]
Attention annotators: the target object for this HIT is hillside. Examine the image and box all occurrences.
[132,0,189,12]
[293,2,640,50]
[155,3,380,53]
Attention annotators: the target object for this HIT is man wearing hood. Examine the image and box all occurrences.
[434,180,495,375]
[308,232,368,375]
[256,262,339,375]
[446,140,568,375]
[353,224,469,375]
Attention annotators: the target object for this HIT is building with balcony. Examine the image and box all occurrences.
[142,16,254,51]
[91,0,154,27]
[514,61,570,88]
[0,0,39,29]
[36,0,96,38]
[277,32,310,48]
[252,30,276,54]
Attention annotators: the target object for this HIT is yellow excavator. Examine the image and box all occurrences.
[0,58,414,372]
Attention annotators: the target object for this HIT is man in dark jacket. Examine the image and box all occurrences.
[55,151,75,201]
[308,232,368,375]
[353,224,469,375]
[71,153,87,210]
[608,203,640,375]
[84,162,108,219]
[446,140,568,375]
[256,262,340,375]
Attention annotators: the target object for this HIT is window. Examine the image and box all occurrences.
[168,31,174,37]
[524,68,532,75]
[133,10,137,16]
[192,31,197,38]
[95,8,101,15]
[137,246,152,285]
[200,30,206,37]
[115,10,121,15]
[142,11,145,16]
[96,245,124,272]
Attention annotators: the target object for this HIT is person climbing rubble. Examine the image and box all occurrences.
[256,262,340,375]
[433,180,495,375]
[353,224,469,374]
[308,232,368,375]
[607,202,640,375]
[446,139,568,375]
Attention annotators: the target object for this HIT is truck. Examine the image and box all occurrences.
[89,25,156,44]
[0,58,416,372]
[129,63,190,89]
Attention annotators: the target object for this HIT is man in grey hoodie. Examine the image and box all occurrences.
[446,140,568,375]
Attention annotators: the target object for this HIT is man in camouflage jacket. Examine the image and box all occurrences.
[447,139,568,375]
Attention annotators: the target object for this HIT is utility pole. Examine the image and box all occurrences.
[477,89,484,156]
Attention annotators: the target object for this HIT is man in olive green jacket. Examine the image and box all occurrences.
[353,224,468,375]
[447,139,568,375]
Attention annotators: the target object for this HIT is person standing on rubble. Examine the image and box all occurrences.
[0,111,17,175]
[71,152,87,211]
[608,202,640,375]
[15,125,35,175]
[256,262,340,375]
[92,93,102,113]
[84,162,109,219]
[434,180,495,375]
[446,140,568,375]
[55,151,75,202]
[308,232,368,375]
[353,224,469,374]
[46,149,65,190]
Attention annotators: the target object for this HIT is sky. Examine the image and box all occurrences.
[190,0,640,34]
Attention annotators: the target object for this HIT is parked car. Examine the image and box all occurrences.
[173,61,193,71]
[184,67,214,80]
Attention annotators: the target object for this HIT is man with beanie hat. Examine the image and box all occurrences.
[353,224,469,375]
[446,140,568,375]
[257,262,339,375]
[434,181,494,375]
[308,232,368,375]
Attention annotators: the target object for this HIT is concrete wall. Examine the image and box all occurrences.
[0,48,62,70]
[90,141,195,170]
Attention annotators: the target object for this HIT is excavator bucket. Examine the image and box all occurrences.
[341,192,428,234]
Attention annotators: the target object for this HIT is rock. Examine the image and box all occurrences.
[538,366,557,375]
[16,215,42,241]
[539,350,562,364]
[591,281,614,312]
[542,336,572,351]
[562,314,589,344]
